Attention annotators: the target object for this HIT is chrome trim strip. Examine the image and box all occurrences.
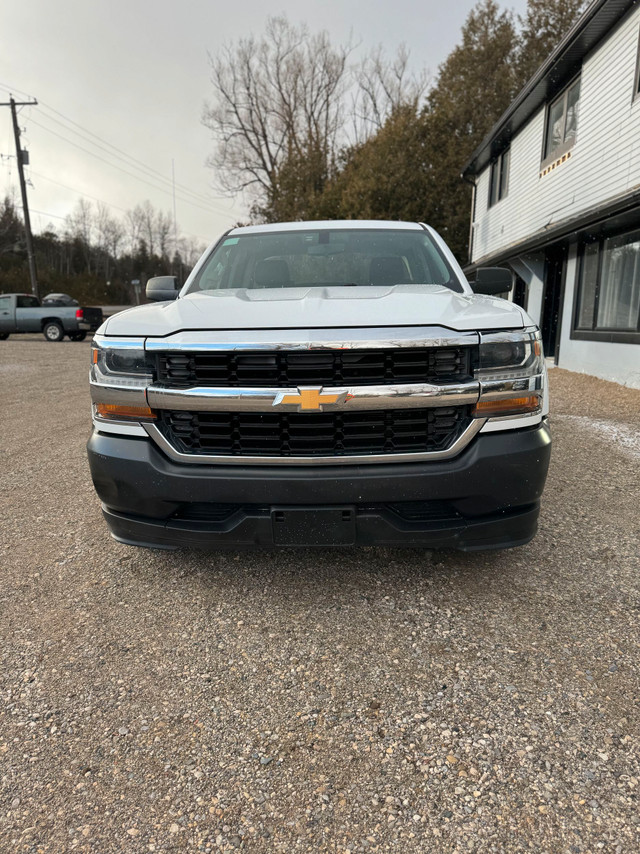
[144,327,479,352]
[480,414,543,433]
[92,416,149,437]
[478,375,543,401]
[93,335,146,349]
[146,381,480,412]
[90,379,149,406]
[479,331,533,345]
[484,409,542,424]
[142,418,486,467]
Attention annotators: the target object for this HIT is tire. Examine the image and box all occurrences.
[43,321,64,342]
[69,331,87,342]
[0,333,9,340]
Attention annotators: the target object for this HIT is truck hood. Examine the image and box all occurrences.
[103,285,528,337]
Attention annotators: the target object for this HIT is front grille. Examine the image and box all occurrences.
[157,347,473,388]
[159,406,471,458]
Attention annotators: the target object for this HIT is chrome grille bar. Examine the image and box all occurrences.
[146,381,480,412]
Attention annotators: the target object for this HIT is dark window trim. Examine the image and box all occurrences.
[571,328,640,344]
[541,75,581,168]
[489,160,499,208]
[488,148,510,208]
[633,27,640,102]
[571,227,640,345]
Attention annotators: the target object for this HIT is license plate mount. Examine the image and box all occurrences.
[271,506,356,546]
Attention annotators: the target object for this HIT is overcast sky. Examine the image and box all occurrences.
[0,0,528,248]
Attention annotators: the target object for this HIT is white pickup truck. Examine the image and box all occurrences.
[87,221,550,551]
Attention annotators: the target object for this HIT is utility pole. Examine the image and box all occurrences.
[1,96,39,297]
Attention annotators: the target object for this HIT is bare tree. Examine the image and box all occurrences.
[178,236,207,269]
[203,16,352,210]
[105,217,124,261]
[94,203,125,278]
[139,200,156,256]
[125,204,144,255]
[65,198,94,274]
[352,45,429,142]
[155,210,173,259]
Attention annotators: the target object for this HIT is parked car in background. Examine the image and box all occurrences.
[88,221,551,552]
[0,293,103,341]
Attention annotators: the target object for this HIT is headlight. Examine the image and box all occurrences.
[477,330,544,379]
[91,340,154,387]
[90,338,156,421]
[473,329,545,420]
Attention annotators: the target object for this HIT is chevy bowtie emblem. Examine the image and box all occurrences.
[273,387,349,411]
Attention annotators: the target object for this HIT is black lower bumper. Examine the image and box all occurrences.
[87,421,551,551]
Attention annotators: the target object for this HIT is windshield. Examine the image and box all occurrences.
[187,228,462,294]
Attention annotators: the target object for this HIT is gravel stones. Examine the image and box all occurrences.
[0,338,639,852]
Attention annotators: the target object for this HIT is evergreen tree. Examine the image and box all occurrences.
[318,104,427,223]
[315,0,586,261]
[516,0,587,84]
[420,1,520,257]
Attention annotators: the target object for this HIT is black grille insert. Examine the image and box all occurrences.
[157,347,473,388]
[159,406,471,458]
[169,501,460,524]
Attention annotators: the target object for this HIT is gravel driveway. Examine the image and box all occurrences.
[1,337,639,853]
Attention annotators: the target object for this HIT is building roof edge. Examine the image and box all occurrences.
[462,0,637,178]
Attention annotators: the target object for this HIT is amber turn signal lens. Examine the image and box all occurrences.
[473,395,540,418]
[92,348,99,364]
[96,403,156,421]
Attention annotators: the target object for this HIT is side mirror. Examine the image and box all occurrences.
[470,267,513,296]
[146,276,180,301]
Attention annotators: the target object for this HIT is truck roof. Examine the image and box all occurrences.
[229,220,424,235]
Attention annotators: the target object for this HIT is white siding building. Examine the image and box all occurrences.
[463,0,640,388]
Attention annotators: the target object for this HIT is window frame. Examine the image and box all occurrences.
[16,295,40,308]
[633,27,640,102]
[488,148,510,208]
[571,228,640,345]
[541,75,581,168]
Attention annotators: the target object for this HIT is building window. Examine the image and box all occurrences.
[488,148,510,207]
[634,29,640,100]
[543,77,580,165]
[573,228,640,344]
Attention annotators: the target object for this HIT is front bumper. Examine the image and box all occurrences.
[87,420,551,550]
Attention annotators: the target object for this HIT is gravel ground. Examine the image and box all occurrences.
[1,337,639,853]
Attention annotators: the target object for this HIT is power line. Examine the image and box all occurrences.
[27,116,234,219]
[24,206,66,221]
[28,169,129,214]
[39,103,224,206]
[2,146,213,242]
[26,169,211,243]
[0,80,234,242]
[0,79,233,211]
[32,107,220,208]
